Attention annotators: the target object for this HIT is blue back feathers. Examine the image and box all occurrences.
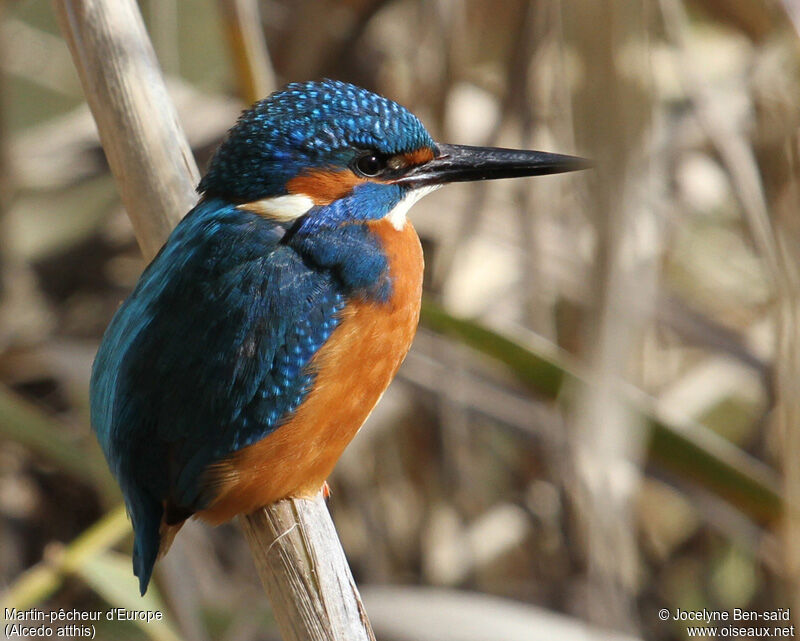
[199,79,434,201]
[90,80,432,594]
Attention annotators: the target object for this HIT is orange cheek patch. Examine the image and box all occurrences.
[287,169,366,206]
[286,148,434,206]
[403,147,435,166]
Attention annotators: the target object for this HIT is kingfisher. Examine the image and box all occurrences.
[90,79,588,594]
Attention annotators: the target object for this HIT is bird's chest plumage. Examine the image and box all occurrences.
[199,218,423,523]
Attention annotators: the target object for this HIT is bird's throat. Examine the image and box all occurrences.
[384,185,440,230]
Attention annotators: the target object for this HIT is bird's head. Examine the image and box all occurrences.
[198,79,589,232]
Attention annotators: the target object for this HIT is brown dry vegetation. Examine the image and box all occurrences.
[1,1,799,640]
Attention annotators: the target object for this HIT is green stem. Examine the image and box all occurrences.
[420,298,782,524]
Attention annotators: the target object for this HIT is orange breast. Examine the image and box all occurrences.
[197,218,423,524]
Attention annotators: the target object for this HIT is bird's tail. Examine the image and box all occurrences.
[126,489,163,596]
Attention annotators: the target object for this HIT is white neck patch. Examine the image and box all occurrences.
[237,194,314,221]
[239,185,439,230]
[386,185,440,230]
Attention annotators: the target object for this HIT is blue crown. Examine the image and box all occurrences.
[199,79,435,201]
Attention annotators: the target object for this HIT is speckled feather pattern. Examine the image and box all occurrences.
[199,79,434,202]
[90,80,432,595]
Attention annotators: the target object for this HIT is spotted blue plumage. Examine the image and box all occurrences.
[91,199,375,593]
[199,79,434,201]
[90,80,434,595]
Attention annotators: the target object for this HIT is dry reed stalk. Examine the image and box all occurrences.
[561,1,657,632]
[54,1,374,639]
[217,0,276,105]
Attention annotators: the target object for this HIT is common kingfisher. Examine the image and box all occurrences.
[90,79,588,594]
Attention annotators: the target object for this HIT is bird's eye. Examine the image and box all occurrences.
[354,153,386,177]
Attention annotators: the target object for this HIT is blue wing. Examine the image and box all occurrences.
[90,198,343,593]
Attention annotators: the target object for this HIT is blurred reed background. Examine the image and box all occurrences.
[0,1,798,640]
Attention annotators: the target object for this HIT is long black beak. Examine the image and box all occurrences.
[395,143,591,189]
